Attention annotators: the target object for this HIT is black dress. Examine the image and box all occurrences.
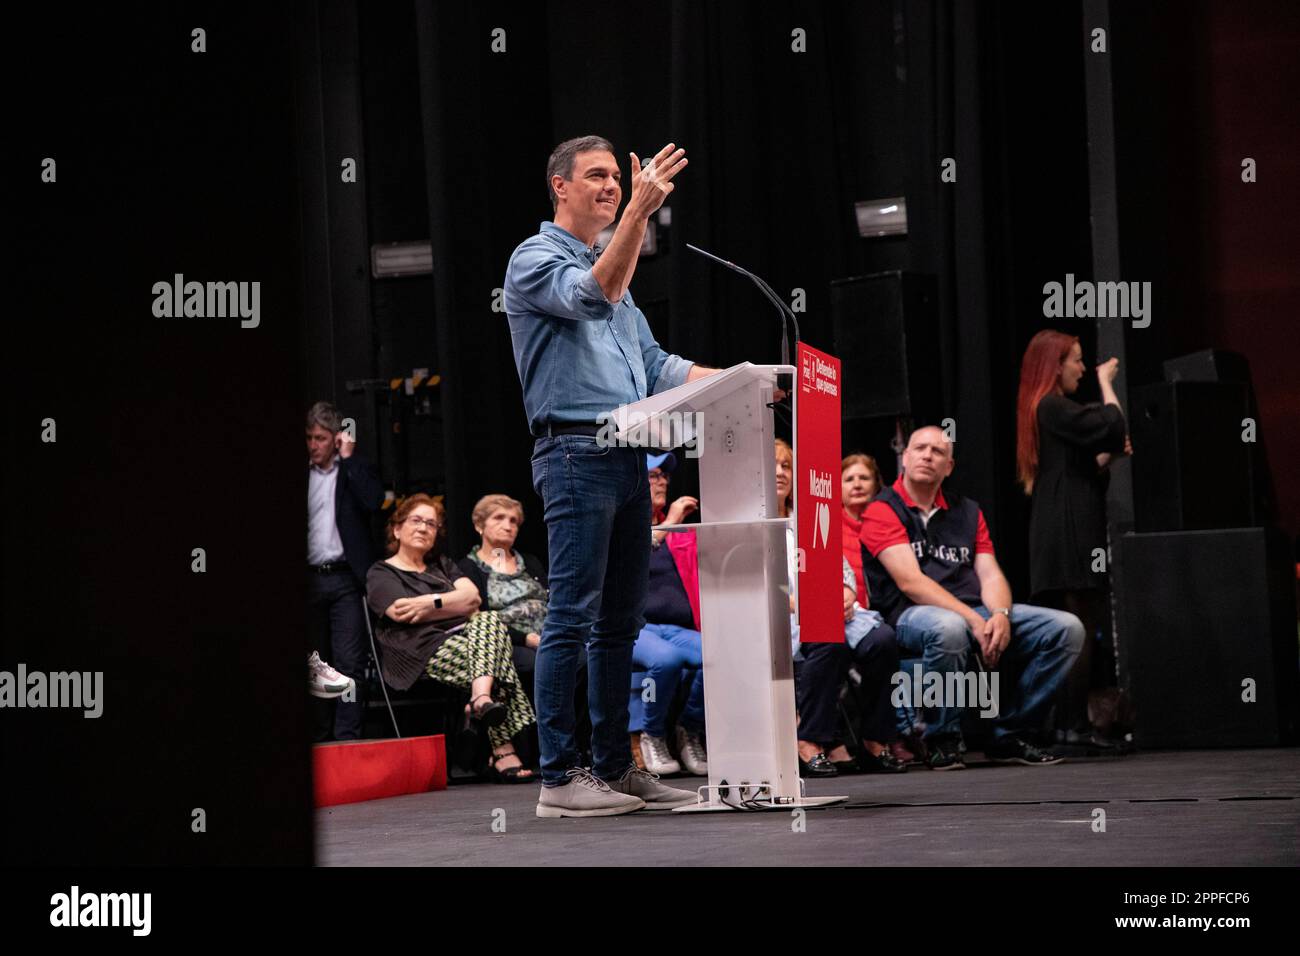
[365,555,469,690]
[1029,394,1127,598]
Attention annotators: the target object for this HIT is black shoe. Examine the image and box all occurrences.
[799,752,838,777]
[859,749,908,774]
[986,737,1065,766]
[832,757,863,775]
[926,735,966,771]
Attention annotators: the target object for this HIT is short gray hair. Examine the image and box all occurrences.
[305,400,342,434]
[546,135,615,210]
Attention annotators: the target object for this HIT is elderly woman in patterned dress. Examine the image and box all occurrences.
[366,494,537,783]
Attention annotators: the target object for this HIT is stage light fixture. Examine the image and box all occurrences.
[371,240,433,278]
[855,197,908,237]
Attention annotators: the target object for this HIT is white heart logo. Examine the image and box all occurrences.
[817,502,830,548]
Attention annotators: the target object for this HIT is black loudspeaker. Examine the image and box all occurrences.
[1130,381,1256,532]
[1116,528,1299,747]
[830,272,940,421]
[1163,348,1250,384]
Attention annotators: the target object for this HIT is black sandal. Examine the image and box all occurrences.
[469,693,507,728]
[487,749,536,784]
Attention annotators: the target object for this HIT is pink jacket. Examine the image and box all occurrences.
[665,530,702,631]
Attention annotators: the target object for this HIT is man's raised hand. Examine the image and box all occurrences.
[629,143,687,219]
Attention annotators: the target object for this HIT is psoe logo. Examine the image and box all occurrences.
[152,274,261,328]
[50,886,151,936]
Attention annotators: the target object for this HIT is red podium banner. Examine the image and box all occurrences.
[795,342,843,642]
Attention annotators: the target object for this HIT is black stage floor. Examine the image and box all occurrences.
[315,748,1299,866]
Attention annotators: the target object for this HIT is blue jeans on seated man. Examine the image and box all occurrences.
[631,623,705,738]
[893,603,1084,743]
[531,435,649,787]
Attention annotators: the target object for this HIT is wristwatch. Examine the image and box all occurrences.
[992,607,1010,618]
[433,596,443,610]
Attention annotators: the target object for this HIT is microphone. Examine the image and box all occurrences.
[686,243,801,367]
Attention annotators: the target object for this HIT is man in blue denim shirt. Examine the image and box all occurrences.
[505,135,719,817]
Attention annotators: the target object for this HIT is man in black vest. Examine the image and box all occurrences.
[860,426,1083,769]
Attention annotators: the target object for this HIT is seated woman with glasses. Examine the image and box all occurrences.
[366,493,537,783]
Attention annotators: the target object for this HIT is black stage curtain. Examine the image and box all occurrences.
[10,4,312,863]
[407,0,1092,591]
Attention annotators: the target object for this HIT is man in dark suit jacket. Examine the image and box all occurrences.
[306,401,385,740]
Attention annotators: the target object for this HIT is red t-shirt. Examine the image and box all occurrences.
[859,477,995,559]
[842,507,868,606]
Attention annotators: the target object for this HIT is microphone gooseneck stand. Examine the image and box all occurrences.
[686,242,801,367]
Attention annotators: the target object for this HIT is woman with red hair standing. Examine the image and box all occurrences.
[1016,331,1130,740]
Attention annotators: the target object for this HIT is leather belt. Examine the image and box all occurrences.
[308,561,350,574]
[538,422,602,437]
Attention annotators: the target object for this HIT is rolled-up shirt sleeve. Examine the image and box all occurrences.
[637,309,692,394]
[506,241,613,321]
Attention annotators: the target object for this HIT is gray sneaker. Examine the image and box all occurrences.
[536,768,646,818]
[607,766,699,810]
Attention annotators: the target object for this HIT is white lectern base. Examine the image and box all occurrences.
[672,779,848,812]
[673,795,847,813]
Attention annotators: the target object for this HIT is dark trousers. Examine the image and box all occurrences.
[849,622,901,744]
[307,568,368,741]
[795,642,849,746]
[796,625,901,748]
[1038,587,1113,731]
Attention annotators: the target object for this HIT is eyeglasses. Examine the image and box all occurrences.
[405,516,440,530]
[648,470,669,483]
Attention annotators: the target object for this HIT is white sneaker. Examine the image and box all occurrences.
[639,733,681,775]
[607,766,698,810]
[536,768,645,818]
[675,725,709,776]
[308,651,353,699]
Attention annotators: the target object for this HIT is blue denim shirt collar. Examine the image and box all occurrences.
[540,221,598,264]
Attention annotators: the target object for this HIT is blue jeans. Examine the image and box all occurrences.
[631,623,705,737]
[531,435,649,786]
[894,603,1084,741]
